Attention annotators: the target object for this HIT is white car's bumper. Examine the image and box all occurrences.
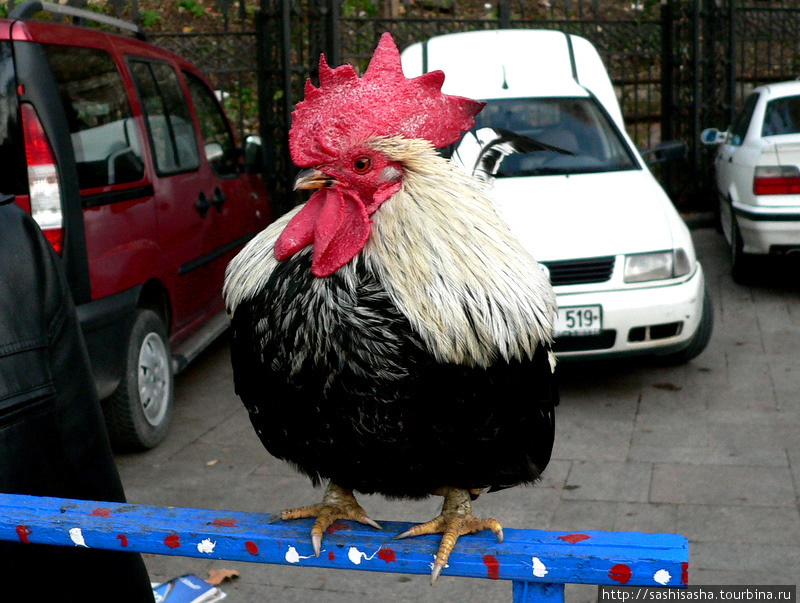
[553,264,706,359]
[734,203,800,255]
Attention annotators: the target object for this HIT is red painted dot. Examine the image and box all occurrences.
[681,562,689,585]
[328,550,336,561]
[326,521,349,533]
[210,518,237,527]
[609,563,632,584]
[245,540,259,555]
[377,548,396,563]
[164,534,181,549]
[16,525,31,544]
[483,554,500,580]
[559,533,591,544]
[90,508,112,517]
[117,534,129,547]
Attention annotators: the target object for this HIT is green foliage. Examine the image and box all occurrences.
[342,0,379,18]
[176,0,207,18]
[220,84,259,135]
[140,9,161,28]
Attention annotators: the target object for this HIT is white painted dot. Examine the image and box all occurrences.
[532,557,548,578]
[197,538,216,554]
[428,555,449,572]
[285,545,313,564]
[348,546,380,565]
[286,546,301,563]
[69,527,88,547]
[348,546,366,565]
[654,569,672,585]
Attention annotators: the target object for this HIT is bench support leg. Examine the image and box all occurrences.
[513,581,565,603]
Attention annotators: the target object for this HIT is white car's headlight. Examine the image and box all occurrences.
[624,249,693,283]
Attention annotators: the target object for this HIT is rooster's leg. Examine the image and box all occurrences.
[278,481,381,556]
[396,487,504,584]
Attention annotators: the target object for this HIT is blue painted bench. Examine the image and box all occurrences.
[0,493,688,602]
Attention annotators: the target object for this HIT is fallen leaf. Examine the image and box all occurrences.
[207,568,240,586]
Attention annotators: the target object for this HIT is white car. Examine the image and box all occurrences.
[402,29,713,362]
[702,80,800,283]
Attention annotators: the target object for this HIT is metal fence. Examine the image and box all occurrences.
[254,0,800,216]
[21,0,800,216]
[149,31,260,140]
[258,0,670,214]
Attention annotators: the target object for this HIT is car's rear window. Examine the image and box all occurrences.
[42,45,145,190]
[0,41,26,196]
[448,97,638,178]
[762,95,800,137]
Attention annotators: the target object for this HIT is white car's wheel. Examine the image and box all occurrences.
[729,211,754,284]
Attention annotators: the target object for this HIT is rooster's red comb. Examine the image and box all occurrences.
[289,33,485,167]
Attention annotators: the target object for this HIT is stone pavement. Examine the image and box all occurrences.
[115,226,800,602]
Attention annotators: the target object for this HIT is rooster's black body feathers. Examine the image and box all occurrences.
[229,249,557,500]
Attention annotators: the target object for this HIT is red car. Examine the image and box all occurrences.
[0,2,272,449]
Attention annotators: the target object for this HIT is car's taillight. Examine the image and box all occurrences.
[753,165,800,196]
[21,103,64,254]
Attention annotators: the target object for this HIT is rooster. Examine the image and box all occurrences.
[224,33,558,583]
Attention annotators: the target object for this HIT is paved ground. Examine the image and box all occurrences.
[115,226,800,602]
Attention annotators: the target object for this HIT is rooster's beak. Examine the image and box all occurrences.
[294,168,333,190]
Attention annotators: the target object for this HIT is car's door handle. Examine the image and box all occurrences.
[211,187,226,212]
[196,191,212,218]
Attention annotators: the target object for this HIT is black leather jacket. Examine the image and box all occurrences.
[0,198,154,601]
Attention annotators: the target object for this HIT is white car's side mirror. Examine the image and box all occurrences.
[701,128,727,145]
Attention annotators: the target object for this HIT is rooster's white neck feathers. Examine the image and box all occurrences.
[224,137,556,368]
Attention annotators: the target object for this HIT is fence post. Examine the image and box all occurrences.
[660,0,674,143]
[498,0,511,29]
[324,0,340,67]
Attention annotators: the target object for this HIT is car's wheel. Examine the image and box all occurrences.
[105,308,174,451]
[664,284,714,365]
[729,212,754,284]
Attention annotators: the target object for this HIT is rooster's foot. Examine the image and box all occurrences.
[278,481,381,556]
[396,487,504,584]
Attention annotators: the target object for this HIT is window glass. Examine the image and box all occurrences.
[449,97,638,178]
[43,45,143,189]
[730,92,759,146]
[185,72,238,177]
[761,95,800,137]
[129,59,199,174]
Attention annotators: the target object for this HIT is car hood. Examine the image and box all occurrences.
[489,169,675,262]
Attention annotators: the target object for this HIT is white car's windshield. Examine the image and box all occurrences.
[448,97,638,178]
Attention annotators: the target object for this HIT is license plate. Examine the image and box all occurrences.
[555,305,602,337]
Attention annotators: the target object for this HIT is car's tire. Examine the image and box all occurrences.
[664,284,714,365]
[729,212,754,284]
[105,308,174,451]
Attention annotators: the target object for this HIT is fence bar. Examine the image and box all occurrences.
[0,493,688,600]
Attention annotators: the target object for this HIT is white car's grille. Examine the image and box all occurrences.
[542,256,615,286]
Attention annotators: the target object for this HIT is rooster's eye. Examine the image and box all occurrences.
[353,156,371,173]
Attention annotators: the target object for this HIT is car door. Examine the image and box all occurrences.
[717,92,760,201]
[716,91,760,240]
[127,57,220,335]
[182,70,269,291]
